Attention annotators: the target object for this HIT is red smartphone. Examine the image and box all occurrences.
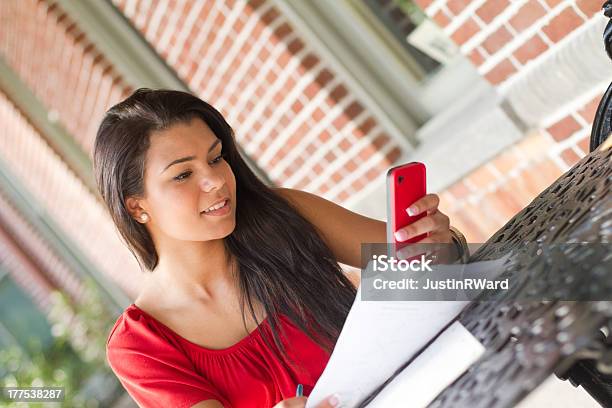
[386,162,427,256]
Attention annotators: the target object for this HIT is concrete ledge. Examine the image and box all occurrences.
[503,15,611,127]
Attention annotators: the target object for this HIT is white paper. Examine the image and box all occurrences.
[306,255,510,408]
[305,288,468,407]
[366,321,485,407]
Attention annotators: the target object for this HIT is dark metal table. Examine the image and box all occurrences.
[428,4,612,405]
[429,142,611,408]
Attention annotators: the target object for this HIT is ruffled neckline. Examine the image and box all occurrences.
[128,303,271,355]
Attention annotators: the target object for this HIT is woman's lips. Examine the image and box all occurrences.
[201,199,230,216]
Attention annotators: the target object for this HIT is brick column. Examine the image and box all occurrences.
[412,0,605,241]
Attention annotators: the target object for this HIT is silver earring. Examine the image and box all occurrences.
[139,213,149,223]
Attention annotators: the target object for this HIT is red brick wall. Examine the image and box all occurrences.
[0,0,604,253]
[437,89,601,242]
[0,0,133,155]
[0,91,143,298]
[112,0,403,202]
[412,0,605,241]
[416,0,601,86]
[0,0,143,298]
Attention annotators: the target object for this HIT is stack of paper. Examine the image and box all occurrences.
[366,321,484,407]
[306,256,510,407]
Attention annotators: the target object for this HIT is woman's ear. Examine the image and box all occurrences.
[125,196,147,222]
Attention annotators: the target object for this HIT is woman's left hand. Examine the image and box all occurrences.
[393,193,452,244]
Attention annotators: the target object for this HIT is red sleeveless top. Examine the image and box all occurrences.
[106,304,331,408]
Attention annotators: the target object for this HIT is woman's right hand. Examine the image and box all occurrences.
[273,394,340,408]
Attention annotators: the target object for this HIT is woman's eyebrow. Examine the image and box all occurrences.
[160,139,221,174]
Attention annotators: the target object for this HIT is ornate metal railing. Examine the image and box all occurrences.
[591,1,612,152]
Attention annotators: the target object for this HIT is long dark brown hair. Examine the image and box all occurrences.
[93,88,356,363]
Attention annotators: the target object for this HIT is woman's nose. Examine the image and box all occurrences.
[199,175,223,192]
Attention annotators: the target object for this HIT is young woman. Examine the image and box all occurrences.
[94,88,463,408]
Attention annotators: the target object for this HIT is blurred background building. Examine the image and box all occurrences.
[0,0,607,406]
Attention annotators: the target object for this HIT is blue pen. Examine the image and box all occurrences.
[296,383,303,397]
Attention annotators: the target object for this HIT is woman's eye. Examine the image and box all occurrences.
[173,154,224,182]
[173,171,192,182]
[210,153,225,164]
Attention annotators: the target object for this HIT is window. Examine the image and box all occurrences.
[362,0,442,77]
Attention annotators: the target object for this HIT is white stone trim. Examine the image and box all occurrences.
[502,14,611,128]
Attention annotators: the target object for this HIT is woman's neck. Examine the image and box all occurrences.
[142,238,237,307]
